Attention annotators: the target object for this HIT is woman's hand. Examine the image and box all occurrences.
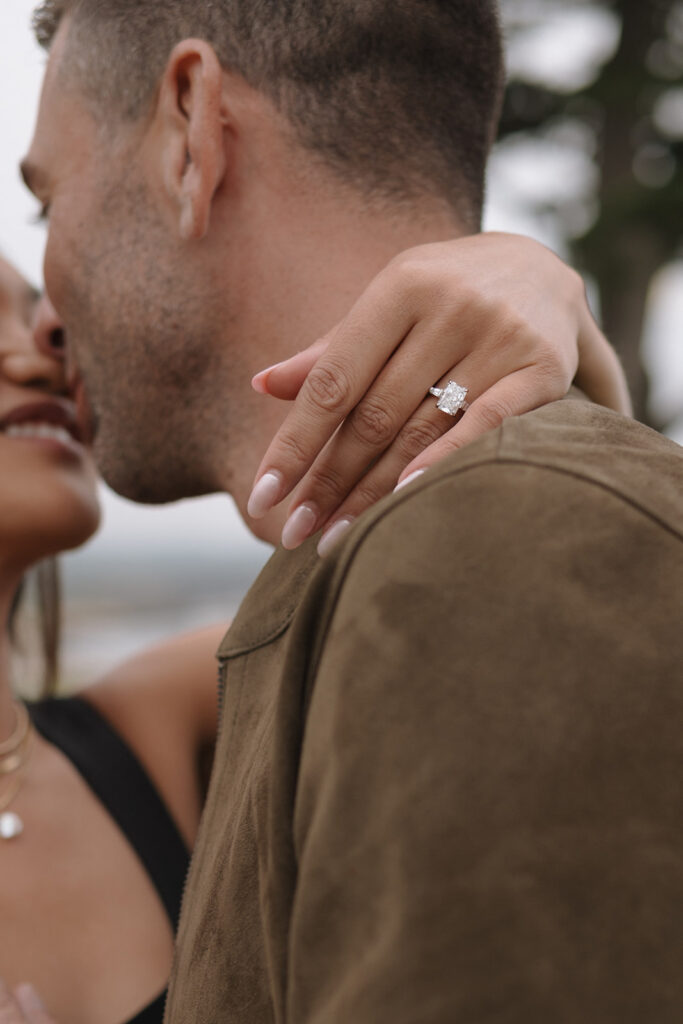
[247,233,631,555]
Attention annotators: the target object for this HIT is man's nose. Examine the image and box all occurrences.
[32,294,67,364]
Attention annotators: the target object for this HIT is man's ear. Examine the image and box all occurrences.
[154,39,228,242]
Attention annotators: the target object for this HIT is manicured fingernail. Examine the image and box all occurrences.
[394,469,425,493]
[15,984,46,1015]
[251,363,283,394]
[282,504,318,550]
[248,471,284,519]
[317,517,354,557]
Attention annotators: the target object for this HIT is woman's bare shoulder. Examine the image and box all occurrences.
[84,623,226,741]
[77,623,228,845]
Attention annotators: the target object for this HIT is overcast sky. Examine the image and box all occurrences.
[1,0,681,569]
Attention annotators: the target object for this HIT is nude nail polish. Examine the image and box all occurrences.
[282,505,318,550]
[317,517,355,557]
[248,471,284,519]
[393,469,426,493]
[251,362,283,394]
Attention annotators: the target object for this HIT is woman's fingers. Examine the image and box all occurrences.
[575,303,632,417]
[274,323,462,532]
[0,982,55,1024]
[394,365,561,489]
[277,324,569,549]
[249,239,578,523]
[397,367,558,483]
[13,988,54,1024]
[314,366,565,555]
[251,338,330,400]
[247,268,422,519]
[248,233,629,536]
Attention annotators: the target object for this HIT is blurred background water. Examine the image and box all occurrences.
[1,0,681,687]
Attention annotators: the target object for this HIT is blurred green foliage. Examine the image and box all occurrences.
[498,0,683,422]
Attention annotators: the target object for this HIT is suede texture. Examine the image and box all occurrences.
[166,396,683,1023]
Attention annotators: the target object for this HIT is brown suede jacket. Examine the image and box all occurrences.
[165,395,683,1024]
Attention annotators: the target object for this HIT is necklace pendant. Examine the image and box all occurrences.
[0,811,24,840]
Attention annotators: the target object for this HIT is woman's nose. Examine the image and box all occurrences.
[0,296,66,393]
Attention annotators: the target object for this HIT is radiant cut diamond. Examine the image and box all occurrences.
[436,381,468,416]
[0,811,23,840]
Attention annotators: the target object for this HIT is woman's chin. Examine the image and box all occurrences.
[1,494,102,568]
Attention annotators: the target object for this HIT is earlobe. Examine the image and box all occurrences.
[179,160,226,241]
[156,39,228,242]
[179,162,206,242]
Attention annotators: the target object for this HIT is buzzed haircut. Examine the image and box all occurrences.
[33,0,504,229]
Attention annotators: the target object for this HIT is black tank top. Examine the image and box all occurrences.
[29,696,191,1024]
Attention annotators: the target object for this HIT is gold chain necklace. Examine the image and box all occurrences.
[0,702,33,841]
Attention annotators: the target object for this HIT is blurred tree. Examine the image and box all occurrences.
[498,0,683,423]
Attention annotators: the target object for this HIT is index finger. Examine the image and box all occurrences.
[14,987,55,1024]
[0,980,28,1024]
[247,269,418,519]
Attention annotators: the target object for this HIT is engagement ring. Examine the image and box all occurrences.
[428,380,469,416]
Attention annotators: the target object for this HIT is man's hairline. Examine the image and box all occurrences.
[33,3,483,230]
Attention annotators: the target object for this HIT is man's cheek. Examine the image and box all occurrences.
[42,220,74,322]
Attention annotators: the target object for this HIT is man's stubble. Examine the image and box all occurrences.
[63,175,245,505]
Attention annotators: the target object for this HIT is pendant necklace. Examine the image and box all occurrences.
[0,701,33,841]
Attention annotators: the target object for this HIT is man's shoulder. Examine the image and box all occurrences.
[494,395,683,525]
[297,396,683,688]
[223,397,683,661]
[302,395,683,638]
[333,396,683,565]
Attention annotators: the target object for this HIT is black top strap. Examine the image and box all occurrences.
[129,991,167,1024]
[29,696,190,931]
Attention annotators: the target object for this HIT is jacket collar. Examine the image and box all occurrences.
[217,537,320,659]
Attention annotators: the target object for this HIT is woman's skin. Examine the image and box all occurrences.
[0,232,630,1024]
[0,256,220,1024]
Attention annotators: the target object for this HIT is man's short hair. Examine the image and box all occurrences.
[33,0,504,229]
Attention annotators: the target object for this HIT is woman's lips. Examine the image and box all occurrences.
[0,399,82,441]
[0,399,87,460]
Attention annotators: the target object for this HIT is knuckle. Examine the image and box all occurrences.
[276,430,311,470]
[533,350,571,393]
[397,418,444,460]
[565,264,586,303]
[306,463,347,504]
[456,282,503,325]
[511,322,575,389]
[460,283,490,315]
[474,396,515,431]
[348,395,397,448]
[519,330,563,372]
[495,312,536,352]
[304,361,352,414]
[351,478,387,509]
[388,251,435,298]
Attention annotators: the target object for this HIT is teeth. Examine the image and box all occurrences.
[4,422,75,445]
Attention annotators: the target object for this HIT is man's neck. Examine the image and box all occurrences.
[214,173,465,543]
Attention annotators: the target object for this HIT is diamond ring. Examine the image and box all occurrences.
[428,380,470,416]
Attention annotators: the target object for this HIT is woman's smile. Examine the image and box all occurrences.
[0,398,87,462]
